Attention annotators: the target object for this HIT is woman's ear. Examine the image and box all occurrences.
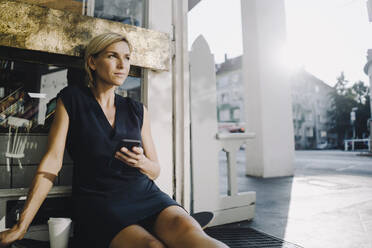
[87,56,97,71]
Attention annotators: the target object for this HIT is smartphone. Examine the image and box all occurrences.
[116,138,142,152]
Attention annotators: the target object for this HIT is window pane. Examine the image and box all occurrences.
[94,0,145,27]
[0,59,142,189]
[19,0,146,28]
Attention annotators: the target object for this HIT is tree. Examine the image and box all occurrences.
[334,71,348,95]
[355,92,371,139]
[328,88,356,145]
[329,73,371,148]
[351,81,368,104]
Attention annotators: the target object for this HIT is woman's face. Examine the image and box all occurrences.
[89,41,131,87]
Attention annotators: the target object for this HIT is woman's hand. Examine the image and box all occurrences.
[0,224,26,247]
[115,146,148,169]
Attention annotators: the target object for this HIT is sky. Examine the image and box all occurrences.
[188,0,243,62]
[188,0,372,87]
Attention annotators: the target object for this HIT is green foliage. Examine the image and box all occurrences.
[352,81,369,104]
[328,72,370,147]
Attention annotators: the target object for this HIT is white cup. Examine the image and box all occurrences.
[48,217,72,248]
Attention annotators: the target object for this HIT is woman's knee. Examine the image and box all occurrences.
[146,238,165,248]
[169,215,202,234]
[109,224,165,248]
[110,236,165,248]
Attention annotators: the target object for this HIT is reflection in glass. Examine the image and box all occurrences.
[0,60,142,133]
[0,59,142,189]
[94,0,145,27]
[19,0,145,27]
[116,76,141,100]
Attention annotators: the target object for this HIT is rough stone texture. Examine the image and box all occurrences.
[0,0,170,71]
[20,0,83,14]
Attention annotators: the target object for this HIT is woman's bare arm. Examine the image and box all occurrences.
[0,98,69,246]
[137,105,161,180]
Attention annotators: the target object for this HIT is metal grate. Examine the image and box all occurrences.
[11,239,49,248]
[205,227,303,248]
[12,227,303,248]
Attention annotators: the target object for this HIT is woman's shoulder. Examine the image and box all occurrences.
[57,84,78,97]
[117,95,143,117]
[58,84,89,99]
[116,94,141,106]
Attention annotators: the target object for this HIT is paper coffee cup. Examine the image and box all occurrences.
[48,217,72,248]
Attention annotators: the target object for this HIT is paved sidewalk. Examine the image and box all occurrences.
[218,150,372,248]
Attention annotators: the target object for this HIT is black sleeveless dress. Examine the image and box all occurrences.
[57,85,180,247]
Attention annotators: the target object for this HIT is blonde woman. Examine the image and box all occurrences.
[0,33,228,248]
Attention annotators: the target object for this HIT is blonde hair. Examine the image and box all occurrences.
[84,32,132,87]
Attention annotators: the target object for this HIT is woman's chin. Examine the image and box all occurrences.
[97,78,126,88]
[109,80,125,87]
[114,81,125,87]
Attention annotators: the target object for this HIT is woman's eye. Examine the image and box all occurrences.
[108,54,115,58]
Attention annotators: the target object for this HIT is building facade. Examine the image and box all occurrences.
[290,69,336,149]
[215,56,337,150]
[215,55,245,128]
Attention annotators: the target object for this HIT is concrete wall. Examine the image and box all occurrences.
[241,0,295,177]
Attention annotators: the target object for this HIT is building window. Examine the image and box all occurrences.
[219,109,230,122]
[307,112,313,122]
[321,131,327,137]
[232,108,240,121]
[306,127,313,137]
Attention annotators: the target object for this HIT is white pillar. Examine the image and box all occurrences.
[147,0,191,211]
[240,0,295,177]
[172,0,191,210]
[145,0,174,195]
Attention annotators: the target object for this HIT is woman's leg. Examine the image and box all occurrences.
[109,224,165,248]
[153,206,229,248]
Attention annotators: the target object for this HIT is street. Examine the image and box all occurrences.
[218,150,372,248]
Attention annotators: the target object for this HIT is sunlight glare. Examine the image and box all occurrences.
[279,43,305,72]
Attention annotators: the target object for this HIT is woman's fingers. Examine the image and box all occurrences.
[0,227,24,247]
[119,147,143,160]
[132,146,143,155]
[116,146,146,168]
[115,151,137,165]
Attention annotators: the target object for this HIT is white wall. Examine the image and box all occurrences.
[146,0,174,195]
[172,0,191,210]
[241,0,295,177]
[146,0,191,210]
